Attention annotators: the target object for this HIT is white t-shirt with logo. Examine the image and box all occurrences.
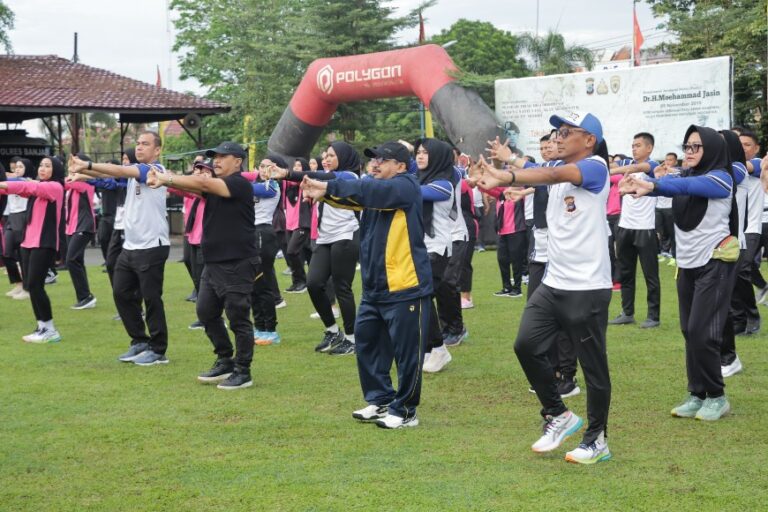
[618,159,659,230]
[543,156,611,291]
[122,163,170,250]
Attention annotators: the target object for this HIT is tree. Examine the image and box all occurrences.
[518,30,595,75]
[646,0,768,144]
[0,1,14,53]
[172,0,427,156]
[428,19,529,108]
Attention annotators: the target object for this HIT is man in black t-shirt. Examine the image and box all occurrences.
[148,141,259,390]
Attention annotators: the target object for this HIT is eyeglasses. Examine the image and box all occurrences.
[682,143,703,154]
[372,157,396,164]
[555,126,588,139]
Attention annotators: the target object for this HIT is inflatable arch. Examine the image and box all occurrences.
[267,44,506,159]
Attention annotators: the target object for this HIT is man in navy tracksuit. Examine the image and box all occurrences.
[300,141,433,429]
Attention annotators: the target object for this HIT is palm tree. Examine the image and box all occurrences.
[518,30,595,75]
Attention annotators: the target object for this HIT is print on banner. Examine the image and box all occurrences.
[317,64,334,95]
[495,56,732,156]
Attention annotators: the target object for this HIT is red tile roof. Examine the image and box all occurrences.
[0,55,229,123]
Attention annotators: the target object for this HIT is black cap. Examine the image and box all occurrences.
[363,142,410,165]
[194,157,214,171]
[205,141,246,159]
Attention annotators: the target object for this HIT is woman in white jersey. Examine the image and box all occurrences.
[415,138,457,373]
[3,157,35,299]
[270,142,360,356]
[621,125,737,422]
[243,155,285,346]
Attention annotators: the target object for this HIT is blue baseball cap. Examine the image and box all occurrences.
[549,111,603,144]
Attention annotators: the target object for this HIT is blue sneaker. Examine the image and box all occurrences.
[255,331,282,346]
[132,350,169,366]
[253,329,266,340]
[118,343,149,362]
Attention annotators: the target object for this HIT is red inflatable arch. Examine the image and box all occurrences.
[268,44,505,159]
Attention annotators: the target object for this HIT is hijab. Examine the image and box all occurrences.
[124,148,138,164]
[329,141,361,175]
[287,158,310,205]
[18,158,36,179]
[415,138,456,237]
[672,125,731,232]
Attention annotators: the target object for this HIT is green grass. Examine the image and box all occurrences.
[1,251,767,511]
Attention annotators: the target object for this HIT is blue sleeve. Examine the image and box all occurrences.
[325,174,420,210]
[408,158,418,175]
[749,158,762,177]
[522,161,537,169]
[135,163,151,184]
[646,160,659,178]
[732,162,747,185]
[87,178,120,190]
[252,180,279,198]
[653,170,732,199]
[420,180,453,202]
[7,177,22,182]
[576,159,608,194]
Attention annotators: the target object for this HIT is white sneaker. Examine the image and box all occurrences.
[461,298,474,309]
[721,355,743,378]
[12,290,30,300]
[6,286,23,297]
[22,328,43,342]
[376,414,419,429]
[423,345,451,373]
[309,307,340,320]
[565,431,611,464]
[275,299,287,309]
[352,404,388,422]
[531,411,584,453]
[24,327,61,344]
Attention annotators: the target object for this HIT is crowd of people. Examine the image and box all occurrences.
[2,112,768,465]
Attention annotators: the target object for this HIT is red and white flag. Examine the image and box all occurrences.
[633,6,644,66]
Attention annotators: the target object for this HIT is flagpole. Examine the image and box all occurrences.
[631,0,635,68]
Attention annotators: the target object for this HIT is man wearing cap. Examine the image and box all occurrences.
[70,131,172,366]
[480,112,613,464]
[301,141,433,429]
[147,141,259,390]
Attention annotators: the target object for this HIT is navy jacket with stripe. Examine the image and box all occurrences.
[325,173,433,303]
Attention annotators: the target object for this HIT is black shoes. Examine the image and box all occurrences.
[197,358,234,383]
[315,330,345,353]
[328,338,355,356]
[217,369,253,390]
[608,313,635,325]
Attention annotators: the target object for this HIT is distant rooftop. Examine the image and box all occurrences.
[0,55,230,124]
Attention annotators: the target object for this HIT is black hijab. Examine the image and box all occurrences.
[720,129,745,166]
[287,158,310,205]
[415,138,456,237]
[672,125,732,232]
[48,156,66,185]
[329,141,361,175]
[124,148,138,164]
[18,158,36,179]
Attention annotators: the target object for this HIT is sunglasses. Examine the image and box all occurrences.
[682,143,703,154]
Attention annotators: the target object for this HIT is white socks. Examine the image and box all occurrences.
[327,324,340,334]
[345,334,355,344]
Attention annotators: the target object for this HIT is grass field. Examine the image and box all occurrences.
[1,250,767,511]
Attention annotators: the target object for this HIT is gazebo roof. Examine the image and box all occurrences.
[0,55,229,124]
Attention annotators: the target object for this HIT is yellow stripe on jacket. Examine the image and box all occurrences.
[386,209,418,292]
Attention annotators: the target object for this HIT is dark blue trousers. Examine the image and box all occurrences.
[355,296,431,419]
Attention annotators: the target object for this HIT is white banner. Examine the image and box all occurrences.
[495,56,732,159]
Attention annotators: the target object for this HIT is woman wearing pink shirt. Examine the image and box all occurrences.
[0,156,65,343]
[479,184,527,297]
[170,159,211,329]
[64,154,98,310]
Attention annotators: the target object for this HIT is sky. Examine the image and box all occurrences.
[5,0,671,135]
